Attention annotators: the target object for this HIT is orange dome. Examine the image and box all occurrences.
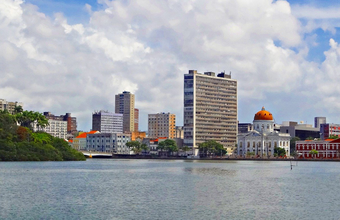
[254,107,273,120]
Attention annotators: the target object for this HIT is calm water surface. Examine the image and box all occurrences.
[0,159,339,220]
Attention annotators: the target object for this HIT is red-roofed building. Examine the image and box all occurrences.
[296,139,340,159]
[73,131,99,150]
[142,137,167,155]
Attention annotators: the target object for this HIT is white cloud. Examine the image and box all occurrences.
[1,0,340,130]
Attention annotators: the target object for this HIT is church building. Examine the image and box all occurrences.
[238,107,291,157]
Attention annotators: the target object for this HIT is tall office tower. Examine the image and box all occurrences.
[0,98,24,114]
[184,70,237,155]
[92,110,123,133]
[134,108,139,131]
[148,112,176,139]
[314,117,326,129]
[115,91,135,132]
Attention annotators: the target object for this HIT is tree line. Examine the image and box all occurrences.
[0,108,85,161]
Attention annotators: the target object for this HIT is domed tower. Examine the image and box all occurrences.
[253,107,274,133]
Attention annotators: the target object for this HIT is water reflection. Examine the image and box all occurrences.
[185,167,237,176]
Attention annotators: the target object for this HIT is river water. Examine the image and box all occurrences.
[0,159,339,220]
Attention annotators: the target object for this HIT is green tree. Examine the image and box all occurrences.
[306,136,314,140]
[309,149,318,158]
[274,147,286,157]
[14,111,49,130]
[13,105,23,115]
[158,139,178,156]
[246,152,255,157]
[328,135,338,139]
[126,141,142,155]
[141,143,149,154]
[0,111,85,161]
[198,140,226,157]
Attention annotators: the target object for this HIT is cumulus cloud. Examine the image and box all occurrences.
[1,0,340,130]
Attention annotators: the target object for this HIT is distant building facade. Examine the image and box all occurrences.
[129,131,146,141]
[92,110,123,133]
[280,121,320,140]
[148,112,176,139]
[43,112,77,135]
[184,70,237,155]
[315,117,326,129]
[34,119,67,139]
[115,91,135,132]
[0,98,23,114]
[134,108,139,131]
[296,139,340,159]
[72,131,99,151]
[175,126,184,139]
[86,133,131,154]
[238,107,291,157]
[320,123,340,140]
[238,123,253,134]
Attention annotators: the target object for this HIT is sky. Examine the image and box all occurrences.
[1,0,340,131]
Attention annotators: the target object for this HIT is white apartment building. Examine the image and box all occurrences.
[86,133,131,154]
[34,119,67,139]
[184,70,237,155]
[148,112,176,139]
[92,110,123,133]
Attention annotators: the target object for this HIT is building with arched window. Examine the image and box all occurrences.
[238,107,290,157]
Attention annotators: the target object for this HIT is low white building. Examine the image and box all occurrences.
[86,133,131,154]
[238,107,291,157]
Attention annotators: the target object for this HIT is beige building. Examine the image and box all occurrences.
[148,112,176,139]
[0,98,23,114]
[184,70,237,155]
[175,126,184,139]
[115,91,135,132]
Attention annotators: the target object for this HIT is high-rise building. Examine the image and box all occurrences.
[115,91,135,132]
[134,108,139,131]
[92,110,123,133]
[43,112,77,135]
[314,117,326,129]
[0,98,23,114]
[184,70,237,155]
[148,112,176,139]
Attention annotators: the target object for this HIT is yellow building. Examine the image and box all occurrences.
[129,131,146,141]
[115,91,135,132]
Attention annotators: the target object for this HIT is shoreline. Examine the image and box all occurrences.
[91,154,340,162]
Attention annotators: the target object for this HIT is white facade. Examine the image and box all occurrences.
[86,133,131,154]
[238,108,290,157]
[92,110,123,133]
[34,119,67,139]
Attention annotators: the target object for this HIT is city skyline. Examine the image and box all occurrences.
[1,0,340,131]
